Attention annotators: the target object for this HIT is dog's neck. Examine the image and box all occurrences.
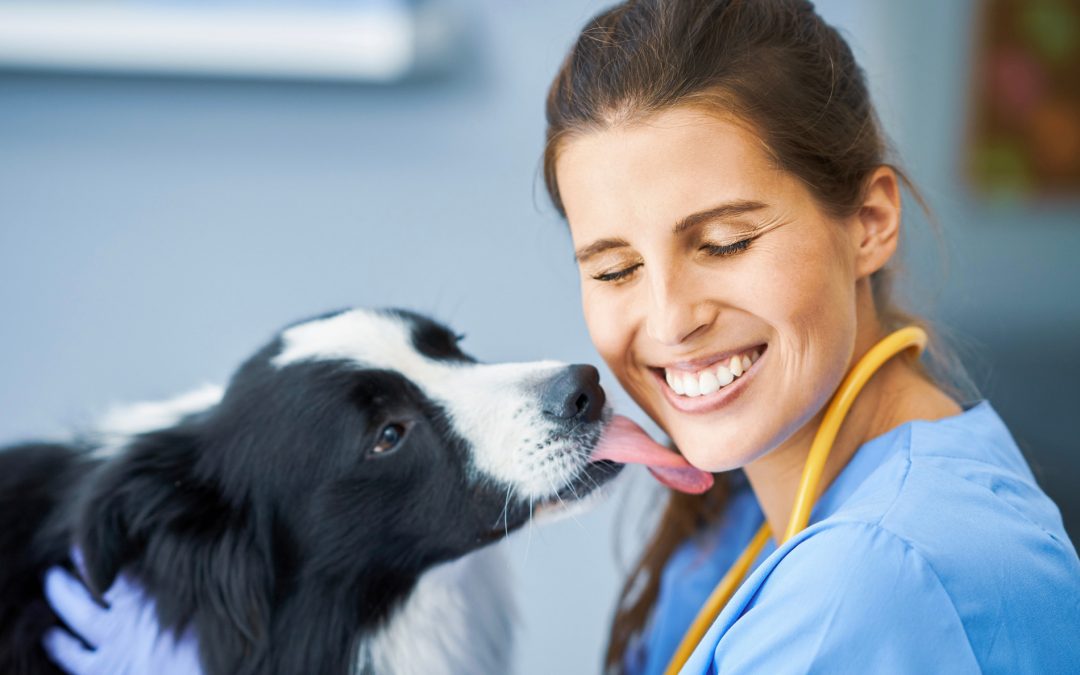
[355,543,516,675]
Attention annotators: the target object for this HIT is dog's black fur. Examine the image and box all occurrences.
[0,308,616,675]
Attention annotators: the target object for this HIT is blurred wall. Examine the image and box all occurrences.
[867,0,1080,541]
[0,2,1076,674]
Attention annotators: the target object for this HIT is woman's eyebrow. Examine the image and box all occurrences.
[672,200,768,234]
[574,237,630,264]
[574,200,766,263]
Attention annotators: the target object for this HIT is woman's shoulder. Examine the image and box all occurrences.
[751,514,1080,673]
[748,401,1080,672]
[720,508,1080,673]
[821,400,1073,554]
[868,399,1074,559]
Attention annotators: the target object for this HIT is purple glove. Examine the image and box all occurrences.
[42,565,204,675]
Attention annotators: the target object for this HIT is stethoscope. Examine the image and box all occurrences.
[664,326,929,674]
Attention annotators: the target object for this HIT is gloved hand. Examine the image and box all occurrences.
[42,563,204,675]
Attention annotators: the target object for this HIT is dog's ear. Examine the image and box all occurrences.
[77,427,205,595]
[77,427,275,659]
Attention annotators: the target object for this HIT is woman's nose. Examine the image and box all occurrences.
[644,270,711,346]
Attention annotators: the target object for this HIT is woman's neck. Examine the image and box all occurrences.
[743,341,962,541]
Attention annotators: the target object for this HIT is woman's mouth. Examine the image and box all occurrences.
[650,344,767,413]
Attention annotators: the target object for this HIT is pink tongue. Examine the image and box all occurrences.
[590,415,714,494]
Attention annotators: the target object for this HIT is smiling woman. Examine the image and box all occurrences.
[557,109,923,475]
[543,1,1080,673]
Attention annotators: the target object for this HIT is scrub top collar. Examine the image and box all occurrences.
[755,399,991,559]
[806,399,990,527]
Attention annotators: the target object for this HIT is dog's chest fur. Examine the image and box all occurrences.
[357,543,515,675]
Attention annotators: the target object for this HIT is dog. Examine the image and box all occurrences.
[0,307,630,675]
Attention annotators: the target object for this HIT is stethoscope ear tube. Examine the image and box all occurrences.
[663,326,928,675]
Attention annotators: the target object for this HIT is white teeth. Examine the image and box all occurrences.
[670,371,686,395]
[682,374,701,397]
[715,365,734,386]
[663,346,764,398]
[699,370,720,395]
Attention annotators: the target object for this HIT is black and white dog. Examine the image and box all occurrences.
[0,307,627,675]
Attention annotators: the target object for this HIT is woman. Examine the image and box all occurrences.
[43,1,1080,673]
[543,2,1078,673]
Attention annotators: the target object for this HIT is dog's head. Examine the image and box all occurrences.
[211,307,623,573]
[78,308,623,639]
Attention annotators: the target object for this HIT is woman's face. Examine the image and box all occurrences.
[556,107,868,472]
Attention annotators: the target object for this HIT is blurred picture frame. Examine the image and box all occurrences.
[967,0,1080,199]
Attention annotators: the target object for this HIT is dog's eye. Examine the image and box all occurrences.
[372,423,406,455]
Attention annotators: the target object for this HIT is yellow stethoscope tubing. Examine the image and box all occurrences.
[663,326,928,675]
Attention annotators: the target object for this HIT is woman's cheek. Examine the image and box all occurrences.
[581,286,628,373]
[777,283,857,438]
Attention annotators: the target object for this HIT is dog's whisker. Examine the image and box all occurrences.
[501,483,519,540]
[523,496,536,564]
[541,470,588,531]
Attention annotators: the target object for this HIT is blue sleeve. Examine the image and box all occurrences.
[708,522,981,674]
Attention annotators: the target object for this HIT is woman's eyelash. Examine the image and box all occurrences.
[701,237,753,256]
[591,237,753,283]
[592,263,642,282]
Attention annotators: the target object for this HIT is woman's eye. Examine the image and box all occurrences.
[590,239,750,283]
[372,423,407,455]
[702,237,753,257]
[592,263,642,283]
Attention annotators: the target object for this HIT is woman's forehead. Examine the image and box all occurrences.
[555,107,790,244]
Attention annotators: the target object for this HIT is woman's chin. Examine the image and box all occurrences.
[667,427,765,474]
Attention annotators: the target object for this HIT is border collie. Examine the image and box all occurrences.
[0,307,630,675]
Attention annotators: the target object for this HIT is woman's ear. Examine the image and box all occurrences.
[851,166,902,279]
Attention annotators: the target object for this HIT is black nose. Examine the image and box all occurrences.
[540,364,605,424]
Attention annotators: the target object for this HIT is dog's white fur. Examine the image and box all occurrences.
[358,542,517,675]
[91,383,224,459]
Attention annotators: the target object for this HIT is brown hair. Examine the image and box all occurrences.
[541,1,975,671]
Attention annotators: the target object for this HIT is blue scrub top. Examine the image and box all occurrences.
[625,401,1080,674]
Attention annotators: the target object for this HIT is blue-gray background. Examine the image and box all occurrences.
[1,1,1077,673]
